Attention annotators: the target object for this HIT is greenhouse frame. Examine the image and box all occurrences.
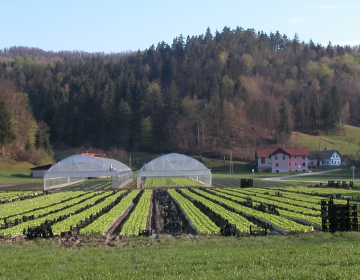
[136,153,212,188]
[43,154,132,190]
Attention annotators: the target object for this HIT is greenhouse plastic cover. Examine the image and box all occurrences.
[137,153,211,177]
[44,154,131,178]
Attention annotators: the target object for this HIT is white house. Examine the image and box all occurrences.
[308,150,342,167]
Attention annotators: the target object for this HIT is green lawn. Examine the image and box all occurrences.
[0,160,43,185]
[0,233,359,279]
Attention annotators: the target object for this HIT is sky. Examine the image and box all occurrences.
[1,0,360,54]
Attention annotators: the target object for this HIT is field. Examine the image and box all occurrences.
[1,184,359,238]
[1,232,360,279]
[288,124,360,156]
[1,143,360,279]
[0,184,359,279]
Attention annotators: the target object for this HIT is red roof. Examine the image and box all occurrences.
[256,147,309,157]
[81,153,107,158]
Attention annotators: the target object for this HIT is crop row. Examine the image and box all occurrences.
[119,190,152,236]
[51,191,127,235]
[271,186,357,199]
[4,192,96,223]
[192,189,313,232]
[168,189,219,234]
[181,189,255,232]
[221,188,320,215]
[0,191,85,221]
[0,191,42,202]
[144,179,202,187]
[211,189,321,227]
[0,192,109,236]
[61,179,112,190]
[80,190,140,235]
[252,187,338,206]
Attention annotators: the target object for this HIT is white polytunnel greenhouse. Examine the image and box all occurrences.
[136,153,212,188]
[43,154,132,190]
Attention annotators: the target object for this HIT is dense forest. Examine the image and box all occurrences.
[1,27,360,161]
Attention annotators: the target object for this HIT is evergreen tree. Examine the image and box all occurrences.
[0,101,15,155]
[141,117,153,151]
[277,100,292,142]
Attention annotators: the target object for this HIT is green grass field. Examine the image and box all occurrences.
[0,160,43,185]
[1,233,360,279]
[288,124,360,157]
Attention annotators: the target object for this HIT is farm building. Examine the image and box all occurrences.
[308,150,342,167]
[136,153,212,188]
[43,154,132,190]
[256,147,309,173]
[30,164,53,178]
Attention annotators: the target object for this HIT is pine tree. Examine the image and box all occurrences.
[0,101,15,156]
[277,100,292,142]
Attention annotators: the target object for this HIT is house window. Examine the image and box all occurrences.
[261,157,265,164]
[295,156,297,158]
[289,163,291,166]
[275,156,278,160]
[295,163,297,166]
[276,163,279,167]
[302,163,305,166]
[302,156,305,159]
[276,170,279,173]
[283,156,285,160]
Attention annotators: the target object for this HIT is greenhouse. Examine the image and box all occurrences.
[136,153,212,188]
[43,154,132,190]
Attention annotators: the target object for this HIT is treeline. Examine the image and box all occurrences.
[1,27,360,160]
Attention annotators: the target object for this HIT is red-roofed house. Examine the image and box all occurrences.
[256,147,309,173]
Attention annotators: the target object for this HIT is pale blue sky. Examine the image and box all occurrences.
[1,0,359,53]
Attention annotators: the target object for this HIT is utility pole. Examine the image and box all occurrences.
[129,154,131,170]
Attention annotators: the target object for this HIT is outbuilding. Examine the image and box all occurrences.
[30,164,53,178]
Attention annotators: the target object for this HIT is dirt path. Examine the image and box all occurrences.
[262,169,342,183]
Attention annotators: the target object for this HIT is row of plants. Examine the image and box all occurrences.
[80,190,140,235]
[61,179,112,191]
[210,189,321,227]
[181,189,255,232]
[144,178,202,187]
[119,190,152,236]
[51,191,127,235]
[222,188,320,215]
[167,189,219,234]
[254,187,346,206]
[270,186,357,200]
[0,191,42,201]
[192,189,314,232]
[0,192,110,236]
[0,191,85,221]
[4,192,96,223]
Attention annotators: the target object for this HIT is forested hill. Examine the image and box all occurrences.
[1,27,360,160]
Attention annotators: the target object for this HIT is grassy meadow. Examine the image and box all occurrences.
[288,124,360,157]
[0,159,42,186]
[1,233,360,279]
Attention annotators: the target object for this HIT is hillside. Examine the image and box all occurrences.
[288,125,360,158]
[1,28,360,160]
